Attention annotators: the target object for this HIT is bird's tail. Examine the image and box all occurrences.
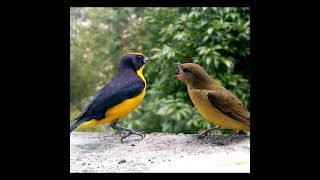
[70,119,81,134]
[70,117,92,134]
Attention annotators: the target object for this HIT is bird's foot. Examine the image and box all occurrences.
[196,131,209,139]
[111,121,146,143]
[196,130,209,139]
[227,130,240,140]
[118,130,146,143]
[196,127,219,139]
[114,128,145,143]
[221,130,241,141]
[115,130,126,135]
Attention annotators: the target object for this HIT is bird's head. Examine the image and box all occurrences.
[175,63,212,87]
[119,53,149,71]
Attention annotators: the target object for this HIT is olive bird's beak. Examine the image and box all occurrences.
[175,63,181,70]
[143,57,150,64]
[173,62,181,78]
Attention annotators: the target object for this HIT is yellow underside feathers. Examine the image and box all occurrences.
[78,66,146,129]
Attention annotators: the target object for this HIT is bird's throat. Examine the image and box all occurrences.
[136,65,146,86]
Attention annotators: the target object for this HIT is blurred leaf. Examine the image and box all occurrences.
[207,28,214,35]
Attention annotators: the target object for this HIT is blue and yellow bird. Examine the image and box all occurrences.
[70,53,149,142]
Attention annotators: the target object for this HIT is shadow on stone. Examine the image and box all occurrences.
[194,134,249,146]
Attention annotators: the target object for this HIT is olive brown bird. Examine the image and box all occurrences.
[175,63,250,137]
[70,53,149,142]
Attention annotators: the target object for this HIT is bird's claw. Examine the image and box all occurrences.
[139,131,146,139]
[115,130,126,135]
[195,127,219,139]
[119,131,146,143]
[196,132,208,139]
[120,132,132,143]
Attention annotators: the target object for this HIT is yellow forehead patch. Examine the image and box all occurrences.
[130,52,143,56]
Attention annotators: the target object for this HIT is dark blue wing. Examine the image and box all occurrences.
[76,75,145,121]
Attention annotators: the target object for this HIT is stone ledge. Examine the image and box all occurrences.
[70,132,250,173]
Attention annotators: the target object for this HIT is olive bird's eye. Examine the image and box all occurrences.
[182,67,189,73]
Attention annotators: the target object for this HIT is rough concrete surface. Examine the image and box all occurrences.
[70,132,250,173]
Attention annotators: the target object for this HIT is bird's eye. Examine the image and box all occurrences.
[182,67,189,73]
[137,55,143,61]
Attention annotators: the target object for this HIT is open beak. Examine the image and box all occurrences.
[173,63,181,78]
[143,57,150,64]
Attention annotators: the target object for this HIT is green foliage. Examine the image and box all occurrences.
[70,7,250,134]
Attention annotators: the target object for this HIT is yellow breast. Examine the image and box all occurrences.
[188,88,249,131]
[79,66,146,129]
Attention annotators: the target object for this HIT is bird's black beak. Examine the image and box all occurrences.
[143,57,150,64]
